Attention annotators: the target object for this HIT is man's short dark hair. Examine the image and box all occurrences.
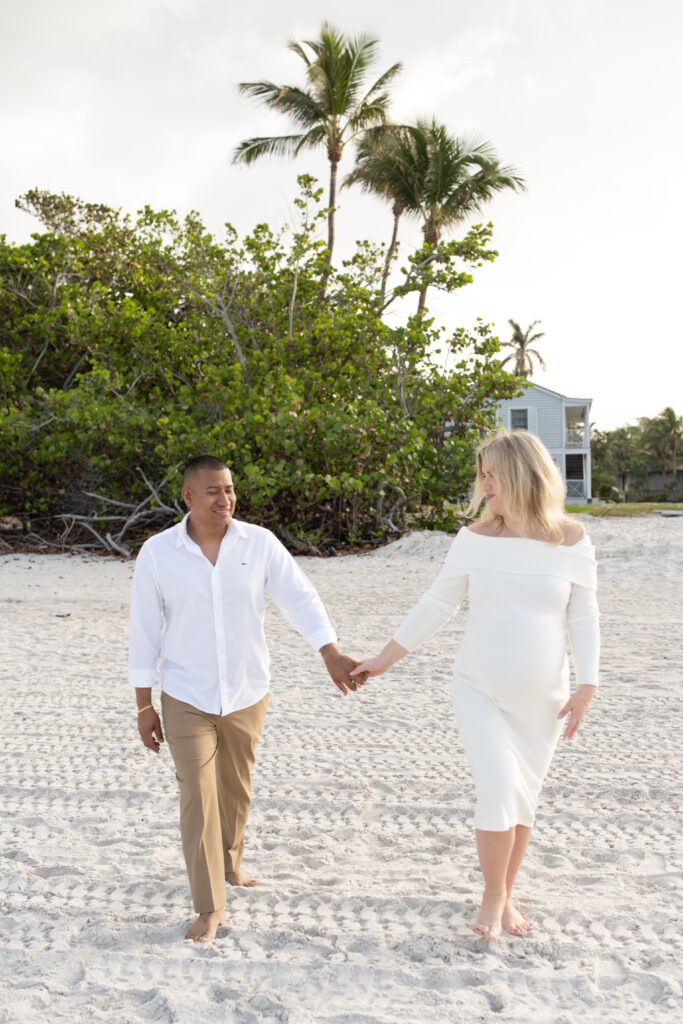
[182,455,229,485]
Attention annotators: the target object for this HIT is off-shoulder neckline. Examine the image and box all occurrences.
[464,526,590,549]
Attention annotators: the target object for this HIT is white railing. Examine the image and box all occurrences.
[565,480,586,499]
[565,429,586,449]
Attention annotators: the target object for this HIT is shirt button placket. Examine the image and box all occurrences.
[212,565,230,714]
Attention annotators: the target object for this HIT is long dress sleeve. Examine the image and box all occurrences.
[567,581,600,687]
[392,535,468,652]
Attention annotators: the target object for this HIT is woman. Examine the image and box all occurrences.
[352,430,599,940]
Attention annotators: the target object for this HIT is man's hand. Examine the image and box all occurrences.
[319,643,369,696]
[138,707,165,752]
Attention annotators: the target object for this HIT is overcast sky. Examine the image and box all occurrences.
[2,0,681,429]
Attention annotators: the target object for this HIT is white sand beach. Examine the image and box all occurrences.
[1,515,681,1024]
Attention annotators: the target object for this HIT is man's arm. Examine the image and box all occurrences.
[265,536,367,695]
[136,686,165,752]
[129,544,165,749]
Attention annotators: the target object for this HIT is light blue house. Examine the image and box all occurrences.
[497,382,593,501]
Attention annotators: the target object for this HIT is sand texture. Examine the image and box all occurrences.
[0,515,681,1023]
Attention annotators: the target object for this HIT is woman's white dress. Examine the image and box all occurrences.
[393,528,600,831]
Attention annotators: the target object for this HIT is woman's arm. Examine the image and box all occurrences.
[351,639,410,679]
[390,536,469,652]
[350,533,470,680]
[558,580,600,740]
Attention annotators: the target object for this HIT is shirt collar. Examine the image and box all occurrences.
[176,512,248,549]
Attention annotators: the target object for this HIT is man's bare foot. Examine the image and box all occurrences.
[501,896,532,936]
[184,908,227,943]
[226,869,259,887]
[473,889,506,941]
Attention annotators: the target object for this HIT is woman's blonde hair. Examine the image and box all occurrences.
[468,429,578,544]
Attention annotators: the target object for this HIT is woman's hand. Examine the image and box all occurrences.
[350,639,410,680]
[350,655,390,679]
[557,686,596,740]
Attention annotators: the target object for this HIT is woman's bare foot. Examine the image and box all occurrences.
[226,869,259,887]
[473,889,506,941]
[501,896,531,936]
[184,908,227,943]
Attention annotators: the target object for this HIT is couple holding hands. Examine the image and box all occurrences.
[130,432,599,943]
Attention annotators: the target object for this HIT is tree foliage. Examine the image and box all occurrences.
[344,121,525,315]
[591,408,683,500]
[233,22,401,263]
[0,179,520,552]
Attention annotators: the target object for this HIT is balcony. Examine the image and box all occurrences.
[565,428,586,449]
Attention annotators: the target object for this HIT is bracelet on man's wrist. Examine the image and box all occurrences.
[137,704,154,715]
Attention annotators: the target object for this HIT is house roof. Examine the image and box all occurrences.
[506,381,592,405]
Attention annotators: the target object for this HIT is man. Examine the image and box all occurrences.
[129,455,365,943]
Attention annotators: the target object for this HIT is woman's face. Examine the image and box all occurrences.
[480,462,508,517]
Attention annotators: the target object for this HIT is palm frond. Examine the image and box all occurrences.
[238,80,286,102]
[232,133,307,165]
[527,348,547,369]
[345,97,393,135]
[266,85,326,127]
[287,41,312,67]
[338,33,382,107]
[293,125,327,155]
[347,62,402,123]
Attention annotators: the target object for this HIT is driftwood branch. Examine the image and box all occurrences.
[274,524,322,557]
[377,486,407,534]
[52,464,185,556]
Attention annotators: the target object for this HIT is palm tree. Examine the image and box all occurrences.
[343,126,408,304]
[606,426,640,496]
[344,119,525,313]
[641,407,683,489]
[500,319,546,378]
[233,23,401,265]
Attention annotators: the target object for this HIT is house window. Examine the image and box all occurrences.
[510,408,528,430]
[565,454,584,480]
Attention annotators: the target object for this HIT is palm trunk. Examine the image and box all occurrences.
[416,221,439,316]
[380,202,402,306]
[320,150,340,301]
[327,157,338,263]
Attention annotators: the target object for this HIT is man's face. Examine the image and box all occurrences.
[182,468,237,530]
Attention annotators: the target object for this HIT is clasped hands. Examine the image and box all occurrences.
[320,641,400,696]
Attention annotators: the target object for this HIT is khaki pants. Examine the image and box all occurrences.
[161,691,269,913]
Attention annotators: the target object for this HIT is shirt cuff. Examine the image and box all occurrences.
[308,626,338,653]
[128,669,157,687]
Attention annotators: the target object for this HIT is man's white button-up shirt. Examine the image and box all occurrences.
[128,514,337,715]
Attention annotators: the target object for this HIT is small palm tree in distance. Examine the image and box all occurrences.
[233,22,402,266]
[500,319,546,378]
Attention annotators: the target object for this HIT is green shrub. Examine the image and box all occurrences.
[0,180,520,550]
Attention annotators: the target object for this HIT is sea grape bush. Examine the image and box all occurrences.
[0,177,520,550]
